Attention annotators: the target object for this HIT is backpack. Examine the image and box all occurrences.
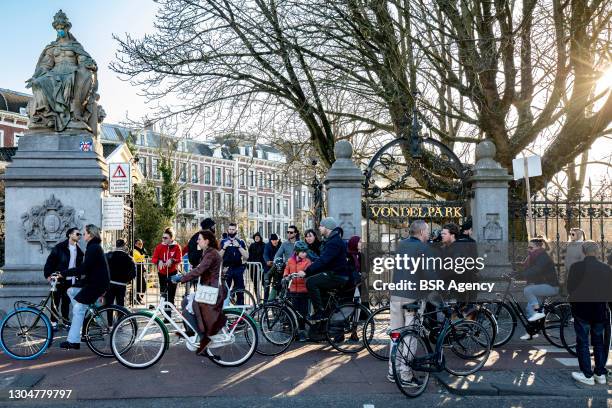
[187,233,202,267]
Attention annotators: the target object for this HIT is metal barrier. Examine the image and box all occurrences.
[244,262,264,303]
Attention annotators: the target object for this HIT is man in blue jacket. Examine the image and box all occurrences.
[304,217,349,321]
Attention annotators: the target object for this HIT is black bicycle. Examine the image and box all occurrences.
[364,302,497,361]
[559,307,611,357]
[482,273,570,347]
[253,274,371,355]
[390,301,492,398]
[0,274,130,359]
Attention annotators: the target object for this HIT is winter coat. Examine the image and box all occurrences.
[283,256,312,293]
[180,247,227,338]
[44,239,84,288]
[263,241,281,271]
[248,234,265,265]
[65,237,110,305]
[133,247,147,263]
[151,240,182,276]
[564,241,585,273]
[521,249,559,286]
[567,256,612,322]
[305,228,348,278]
[106,249,137,285]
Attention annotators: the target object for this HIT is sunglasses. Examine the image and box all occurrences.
[287,231,295,234]
[75,233,82,237]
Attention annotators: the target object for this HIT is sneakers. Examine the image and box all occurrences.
[571,372,594,385]
[59,341,80,350]
[528,312,546,322]
[386,373,421,387]
[520,333,539,340]
[593,374,607,385]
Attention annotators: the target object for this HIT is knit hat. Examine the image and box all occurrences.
[320,217,337,230]
[201,218,215,230]
[460,217,473,232]
[270,233,279,241]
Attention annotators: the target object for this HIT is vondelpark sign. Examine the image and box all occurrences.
[368,204,464,219]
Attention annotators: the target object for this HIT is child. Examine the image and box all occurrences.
[283,240,312,342]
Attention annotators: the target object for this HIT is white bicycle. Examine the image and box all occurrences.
[110,279,258,369]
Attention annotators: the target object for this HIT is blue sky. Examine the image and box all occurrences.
[1,0,159,124]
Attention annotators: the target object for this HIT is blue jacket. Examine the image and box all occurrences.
[263,241,281,271]
[305,228,348,278]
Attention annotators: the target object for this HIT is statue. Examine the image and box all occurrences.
[26,10,101,134]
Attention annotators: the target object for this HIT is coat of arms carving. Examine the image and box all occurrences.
[21,194,84,253]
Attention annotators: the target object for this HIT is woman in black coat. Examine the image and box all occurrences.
[61,224,110,349]
[247,232,266,291]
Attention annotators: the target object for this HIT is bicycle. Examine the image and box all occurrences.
[482,273,570,347]
[363,302,497,361]
[110,278,258,369]
[254,274,371,354]
[0,274,129,359]
[390,301,492,398]
[559,307,611,357]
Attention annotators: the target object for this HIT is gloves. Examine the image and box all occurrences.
[170,274,182,283]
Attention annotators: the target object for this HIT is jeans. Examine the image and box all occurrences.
[289,293,309,330]
[524,284,559,318]
[51,283,71,323]
[574,316,609,377]
[158,274,177,311]
[388,299,420,379]
[305,272,347,312]
[67,287,88,344]
[226,266,245,305]
[104,284,126,324]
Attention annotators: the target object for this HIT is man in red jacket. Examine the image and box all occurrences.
[152,227,182,311]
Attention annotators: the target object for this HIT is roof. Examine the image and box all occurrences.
[102,143,120,158]
[0,89,31,114]
[0,147,17,162]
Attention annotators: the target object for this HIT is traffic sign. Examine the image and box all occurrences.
[109,162,131,195]
[102,197,124,230]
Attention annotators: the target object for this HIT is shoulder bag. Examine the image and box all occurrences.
[194,263,222,305]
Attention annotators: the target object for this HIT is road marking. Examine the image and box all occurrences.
[533,345,568,353]
[363,405,375,408]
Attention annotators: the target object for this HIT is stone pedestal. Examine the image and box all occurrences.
[324,141,364,239]
[0,132,107,314]
[468,140,513,282]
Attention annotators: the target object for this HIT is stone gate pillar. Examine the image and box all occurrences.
[468,140,513,279]
[324,140,364,238]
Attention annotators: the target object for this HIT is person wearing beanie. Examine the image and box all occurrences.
[187,218,216,268]
[248,232,266,291]
[303,217,349,321]
[263,233,282,301]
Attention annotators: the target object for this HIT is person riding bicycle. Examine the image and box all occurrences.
[61,224,110,350]
[172,230,227,355]
[520,237,559,327]
[268,257,286,300]
[283,240,312,341]
[304,217,349,322]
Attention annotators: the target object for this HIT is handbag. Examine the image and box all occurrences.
[194,264,223,305]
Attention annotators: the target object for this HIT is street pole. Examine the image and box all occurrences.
[523,157,535,238]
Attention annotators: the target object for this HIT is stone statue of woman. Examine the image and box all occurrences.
[26,10,101,134]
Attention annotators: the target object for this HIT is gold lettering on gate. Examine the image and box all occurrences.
[367,205,464,219]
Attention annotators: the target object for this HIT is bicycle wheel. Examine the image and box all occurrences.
[84,305,130,358]
[470,307,497,347]
[207,309,257,367]
[251,304,295,356]
[443,320,491,376]
[483,302,516,347]
[560,312,578,356]
[543,303,571,348]
[363,306,391,360]
[326,303,370,353]
[391,330,430,398]
[0,308,52,360]
[229,289,256,307]
[111,312,168,369]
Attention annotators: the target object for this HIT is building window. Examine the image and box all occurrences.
[204,166,211,184]
[138,156,148,177]
[179,162,187,182]
[204,192,211,211]
[152,158,160,179]
[257,197,263,214]
[302,191,306,208]
[249,170,255,187]
[267,173,273,189]
[239,194,246,211]
[283,223,289,234]
[225,193,232,209]
[239,169,246,187]
[258,221,264,235]
[283,199,289,216]
[191,190,199,209]
[249,196,254,213]
[215,192,222,211]
[0,130,4,147]
[266,197,272,215]
[276,198,281,215]
[191,164,199,183]
[14,133,23,147]
[258,171,264,188]
[215,168,222,185]
[224,169,232,187]
[180,190,187,209]
[155,187,161,204]
[137,132,145,146]
[267,222,273,237]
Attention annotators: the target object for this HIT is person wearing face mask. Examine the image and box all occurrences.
[219,223,248,305]
[43,227,84,330]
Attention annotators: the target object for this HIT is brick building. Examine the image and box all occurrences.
[0,89,29,147]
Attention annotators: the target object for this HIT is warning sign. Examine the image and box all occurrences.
[109,163,131,195]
